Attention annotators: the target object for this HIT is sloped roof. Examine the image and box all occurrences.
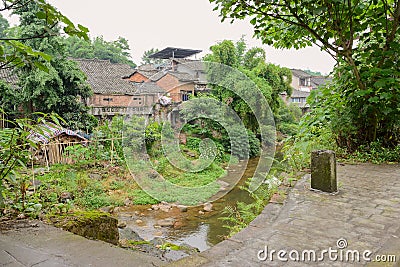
[0,68,19,88]
[291,69,312,78]
[149,71,168,81]
[168,71,196,82]
[129,69,159,80]
[173,59,205,71]
[28,123,87,144]
[73,58,136,95]
[132,82,165,94]
[149,71,197,82]
[311,76,332,88]
[291,89,310,98]
[140,70,159,78]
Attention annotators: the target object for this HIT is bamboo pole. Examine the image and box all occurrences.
[111,138,114,165]
[44,144,50,171]
[31,158,35,193]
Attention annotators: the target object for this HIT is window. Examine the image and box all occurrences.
[103,98,113,101]
[133,97,142,101]
[181,91,192,102]
[300,78,311,86]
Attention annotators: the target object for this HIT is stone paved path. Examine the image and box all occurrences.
[170,163,400,266]
[0,221,164,267]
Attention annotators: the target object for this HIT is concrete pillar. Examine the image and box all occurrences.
[311,150,337,193]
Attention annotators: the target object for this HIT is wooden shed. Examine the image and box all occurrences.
[28,123,88,165]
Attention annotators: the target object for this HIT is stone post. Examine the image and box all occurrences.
[311,150,337,193]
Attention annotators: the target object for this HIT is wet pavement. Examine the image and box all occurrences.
[0,221,164,267]
[169,163,400,266]
[1,163,399,266]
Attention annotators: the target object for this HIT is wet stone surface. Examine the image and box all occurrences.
[170,163,400,266]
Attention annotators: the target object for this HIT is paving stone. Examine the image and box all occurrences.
[169,163,400,266]
[5,163,399,267]
[0,222,164,267]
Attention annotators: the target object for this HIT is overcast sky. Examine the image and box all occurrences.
[45,0,335,74]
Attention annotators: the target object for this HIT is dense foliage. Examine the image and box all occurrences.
[210,0,400,150]
[0,112,63,211]
[203,39,299,136]
[65,36,136,68]
[0,0,88,70]
[0,3,96,131]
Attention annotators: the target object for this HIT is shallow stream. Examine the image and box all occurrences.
[116,157,259,254]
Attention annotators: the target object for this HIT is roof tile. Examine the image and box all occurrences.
[73,58,136,95]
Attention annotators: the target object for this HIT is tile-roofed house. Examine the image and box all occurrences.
[152,71,199,103]
[172,58,205,71]
[287,70,331,114]
[167,71,197,82]
[288,89,311,113]
[171,59,209,93]
[131,47,209,104]
[73,58,136,95]
[290,69,313,91]
[128,63,206,104]
[73,58,167,118]
[127,69,159,83]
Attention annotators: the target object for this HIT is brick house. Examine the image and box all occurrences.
[74,59,165,119]
[126,48,211,104]
[143,47,209,102]
[152,71,197,102]
[127,69,198,103]
[126,69,158,83]
[171,58,209,94]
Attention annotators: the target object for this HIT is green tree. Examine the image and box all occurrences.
[0,2,97,131]
[0,14,9,38]
[141,48,164,65]
[204,39,292,132]
[65,36,136,68]
[205,40,238,67]
[0,0,88,70]
[210,0,400,149]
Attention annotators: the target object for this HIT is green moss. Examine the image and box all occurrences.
[128,240,151,246]
[47,210,119,245]
[160,242,182,251]
[49,210,109,223]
